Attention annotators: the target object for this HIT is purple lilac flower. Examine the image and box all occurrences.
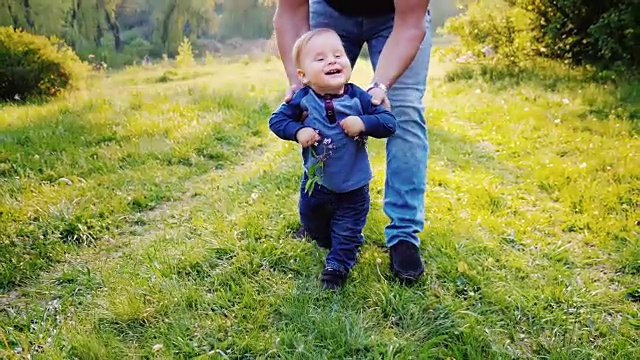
[316,152,329,163]
[312,137,336,164]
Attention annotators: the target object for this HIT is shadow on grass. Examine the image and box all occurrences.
[444,60,640,133]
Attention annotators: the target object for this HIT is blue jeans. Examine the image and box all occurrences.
[299,174,370,274]
[309,0,432,248]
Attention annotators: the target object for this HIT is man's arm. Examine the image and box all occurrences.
[273,0,310,88]
[371,0,430,90]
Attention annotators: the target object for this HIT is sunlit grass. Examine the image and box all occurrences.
[1,54,638,359]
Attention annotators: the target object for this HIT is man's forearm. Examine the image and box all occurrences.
[273,0,310,86]
[373,1,430,89]
[373,28,425,89]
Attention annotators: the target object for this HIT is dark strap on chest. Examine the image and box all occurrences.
[322,94,337,124]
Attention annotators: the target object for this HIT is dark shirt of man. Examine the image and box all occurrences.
[323,0,395,18]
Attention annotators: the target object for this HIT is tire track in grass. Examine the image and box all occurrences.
[0,136,292,302]
[407,73,640,358]
[0,138,309,358]
[35,135,462,359]
[0,69,288,291]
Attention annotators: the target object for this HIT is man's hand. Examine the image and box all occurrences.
[284,82,308,122]
[340,116,366,137]
[284,82,303,103]
[296,127,321,147]
[368,86,391,110]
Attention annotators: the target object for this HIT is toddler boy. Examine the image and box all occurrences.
[268,28,397,290]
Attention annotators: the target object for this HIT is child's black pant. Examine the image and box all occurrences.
[298,174,370,275]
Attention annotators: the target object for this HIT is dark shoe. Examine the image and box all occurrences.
[389,240,424,283]
[321,267,347,290]
[294,226,331,249]
[294,226,307,240]
[315,238,332,250]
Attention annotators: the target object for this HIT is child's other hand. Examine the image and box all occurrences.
[340,116,365,137]
[296,127,321,148]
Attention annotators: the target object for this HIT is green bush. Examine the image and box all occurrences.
[442,0,535,64]
[522,0,640,69]
[175,37,196,67]
[443,0,640,70]
[0,26,89,101]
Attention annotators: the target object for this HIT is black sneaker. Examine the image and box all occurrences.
[389,240,424,283]
[315,238,332,250]
[321,267,347,290]
[294,226,307,240]
[294,226,331,249]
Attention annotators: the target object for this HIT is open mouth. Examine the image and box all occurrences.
[325,68,342,75]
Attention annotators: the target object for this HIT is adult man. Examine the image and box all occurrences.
[273,0,432,283]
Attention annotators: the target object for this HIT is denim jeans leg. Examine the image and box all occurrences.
[325,185,370,274]
[364,10,432,248]
[299,174,333,248]
[309,0,364,66]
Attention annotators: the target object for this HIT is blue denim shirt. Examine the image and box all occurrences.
[269,83,397,193]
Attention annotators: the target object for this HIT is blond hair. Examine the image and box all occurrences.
[292,28,338,69]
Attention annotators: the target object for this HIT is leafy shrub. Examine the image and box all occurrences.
[429,0,464,30]
[125,37,154,60]
[0,26,89,101]
[175,37,195,67]
[442,0,535,64]
[522,0,640,69]
[443,0,640,70]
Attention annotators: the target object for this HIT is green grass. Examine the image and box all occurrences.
[0,59,283,291]
[1,54,638,359]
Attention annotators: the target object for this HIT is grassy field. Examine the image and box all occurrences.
[0,52,638,359]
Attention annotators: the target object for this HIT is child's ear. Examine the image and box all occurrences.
[297,69,308,85]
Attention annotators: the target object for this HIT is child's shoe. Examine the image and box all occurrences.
[295,226,331,249]
[321,267,347,290]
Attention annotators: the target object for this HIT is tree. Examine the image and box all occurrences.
[0,0,280,66]
[218,0,275,40]
[97,0,124,52]
[0,0,72,36]
[153,0,221,55]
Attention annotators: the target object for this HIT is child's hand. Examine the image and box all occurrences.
[296,127,321,148]
[340,116,365,137]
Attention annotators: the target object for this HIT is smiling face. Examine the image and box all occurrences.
[294,29,352,95]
